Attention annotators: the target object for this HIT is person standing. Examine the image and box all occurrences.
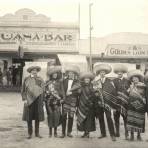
[93,63,118,141]
[45,66,64,138]
[113,64,130,139]
[0,68,3,86]
[60,65,80,138]
[126,70,145,141]
[76,72,96,138]
[6,67,12,86]
[22,66,44,139]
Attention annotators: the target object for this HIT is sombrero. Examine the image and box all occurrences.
[27,66,41,73]
[47,66,62,76]
[93,63,112,74]
[113,64,128,74]
[136,82,146,88]
[145,74,148,82]
[65,65,80,75]
[127,70,144,82]
[80,71,94,80]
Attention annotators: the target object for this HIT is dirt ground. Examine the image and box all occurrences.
[0,92,148,148]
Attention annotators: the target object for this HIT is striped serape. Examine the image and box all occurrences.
[127,90,146,132]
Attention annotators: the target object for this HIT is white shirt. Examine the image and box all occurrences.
[100,77,106,84]
[67,79,73,92]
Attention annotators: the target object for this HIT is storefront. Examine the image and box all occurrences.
[94,44,148,72]
[0,8,79,89]
[79,33,148,73]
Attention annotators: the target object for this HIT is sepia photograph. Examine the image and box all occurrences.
[0,0,148,147]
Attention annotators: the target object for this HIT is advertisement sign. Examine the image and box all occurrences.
[0,28,78,52]
[106,44,148,57]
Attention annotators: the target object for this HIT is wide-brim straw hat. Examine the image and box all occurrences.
[27,66,41,73]
[47,66,62,76]
[80,72,95,80]
[136,82,146,88]
[93,63,112,74]
[65,65,80,75]
[127,70,144,82]
[144,74,148,81]
[113,64,128,74]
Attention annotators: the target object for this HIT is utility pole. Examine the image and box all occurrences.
[89,3,93,72]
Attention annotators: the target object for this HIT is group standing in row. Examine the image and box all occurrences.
[21,63,148,142]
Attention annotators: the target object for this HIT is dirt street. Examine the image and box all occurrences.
[0,92,148,148]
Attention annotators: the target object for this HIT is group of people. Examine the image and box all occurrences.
[21,63,148,142]
[0,67,12,87]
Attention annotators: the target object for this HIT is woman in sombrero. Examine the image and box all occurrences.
[45,66,64,138]
[127,70,146,141]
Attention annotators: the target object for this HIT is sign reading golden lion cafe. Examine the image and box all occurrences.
[106,44,148,57]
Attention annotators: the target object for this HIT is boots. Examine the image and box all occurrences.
[54,127,57,137]
[27,121,32,139]
[60,115,66,138]
[81,131,89,138]
[49,127,52,138]
[35,120,42,138]
[67,117,73,138]
[137,132,142,141]
[130,131,134,141]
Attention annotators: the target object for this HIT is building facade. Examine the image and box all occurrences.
[79,32,148,72]
[0,8,79,86]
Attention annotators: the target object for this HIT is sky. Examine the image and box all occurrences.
[0,0,148,39]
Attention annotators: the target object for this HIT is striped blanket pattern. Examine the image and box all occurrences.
[77,87,94,126]
[127,90,146,132]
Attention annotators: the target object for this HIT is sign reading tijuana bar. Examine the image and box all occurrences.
[106,44,148,57]
[0,31,77,48]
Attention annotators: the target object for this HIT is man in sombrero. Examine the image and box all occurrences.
[60,65,80,138]
[22,65,44,139]
[93,63,117,141]
[113,64,130,139]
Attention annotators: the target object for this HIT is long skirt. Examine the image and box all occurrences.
[47,105,61,128]
[77,107,96,132]
[127,104,145,133]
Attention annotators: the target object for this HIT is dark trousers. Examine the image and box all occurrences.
[61,114,73,135]
[97,107,115,137]
[114,110,128,136]
[27,120,40,136]
[49,127,57,135]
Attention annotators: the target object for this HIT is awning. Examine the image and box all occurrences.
[58,54,88,73]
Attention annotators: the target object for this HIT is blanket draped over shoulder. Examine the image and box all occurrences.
[127,89,146,133]
[93,79,119,111]
[77,85,96,126]
[22,76,44,106]
[117,91,129,115]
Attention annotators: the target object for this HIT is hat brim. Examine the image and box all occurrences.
[113,64,128,74]
[127,70,144,82]
[94,64,112,74]
[27,66,41,73]
[136,82,146,88]
[65,65,80,75]
[47,66,62,76]
[80,72,94,80]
